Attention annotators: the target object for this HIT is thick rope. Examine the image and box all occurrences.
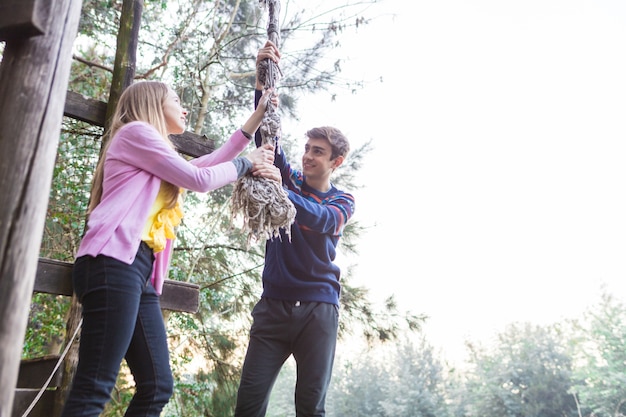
[231,0,296,246]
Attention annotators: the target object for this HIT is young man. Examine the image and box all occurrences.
[234,41,355,417]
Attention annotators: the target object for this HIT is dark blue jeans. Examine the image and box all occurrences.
[235,298,339,417]
[61,242,173,417]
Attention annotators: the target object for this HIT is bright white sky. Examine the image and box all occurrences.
[283,0,626,364]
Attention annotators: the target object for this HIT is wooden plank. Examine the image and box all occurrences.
[170,131,215,158]
[16,355,62,389]
[11,389,56,417]
[35,259,73,296]
[0,0,48,41]
[35,258,200,314]
[160,280,200,313]
[63,90,108,127]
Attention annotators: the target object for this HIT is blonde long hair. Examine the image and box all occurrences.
[88,81,180,214]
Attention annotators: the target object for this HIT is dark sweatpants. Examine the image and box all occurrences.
[235,298,339,417]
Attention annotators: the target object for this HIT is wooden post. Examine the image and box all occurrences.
[0,0,83,415]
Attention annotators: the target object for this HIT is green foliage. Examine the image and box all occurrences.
[377,339,450,417]
[322,337,450,417]
[102,368,136,417]
[569,290,626,417]
[22,294,71,358]
[462,322,578,417]
[42,121,102,259]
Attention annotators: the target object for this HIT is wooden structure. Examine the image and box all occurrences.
[0,1,84,416]
[0,1,211,416]
[12,260,201,417]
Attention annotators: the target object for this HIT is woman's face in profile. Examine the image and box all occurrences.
[163,87,188,135]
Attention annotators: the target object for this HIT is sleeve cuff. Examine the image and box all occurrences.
[232,157,253,178]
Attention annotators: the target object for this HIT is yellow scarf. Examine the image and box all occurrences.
[142,188,184,253]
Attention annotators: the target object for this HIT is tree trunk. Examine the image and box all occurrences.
[105,0,142,132]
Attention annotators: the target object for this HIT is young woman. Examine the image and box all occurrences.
[60,81,278,417]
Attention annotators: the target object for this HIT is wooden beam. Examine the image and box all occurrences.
[16,356,62,389]
[0,0,48,41]
[35,259,73,296]
[160,280,200,313]
[35,258,200,314]
[170,132,215,158]
[12,389,56,417]
[63,90,107,127]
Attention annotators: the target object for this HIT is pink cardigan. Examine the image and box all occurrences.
[76,121,250,294]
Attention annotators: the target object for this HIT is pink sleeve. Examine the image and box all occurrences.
[110,122,239,193]
[190,129,250,168]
